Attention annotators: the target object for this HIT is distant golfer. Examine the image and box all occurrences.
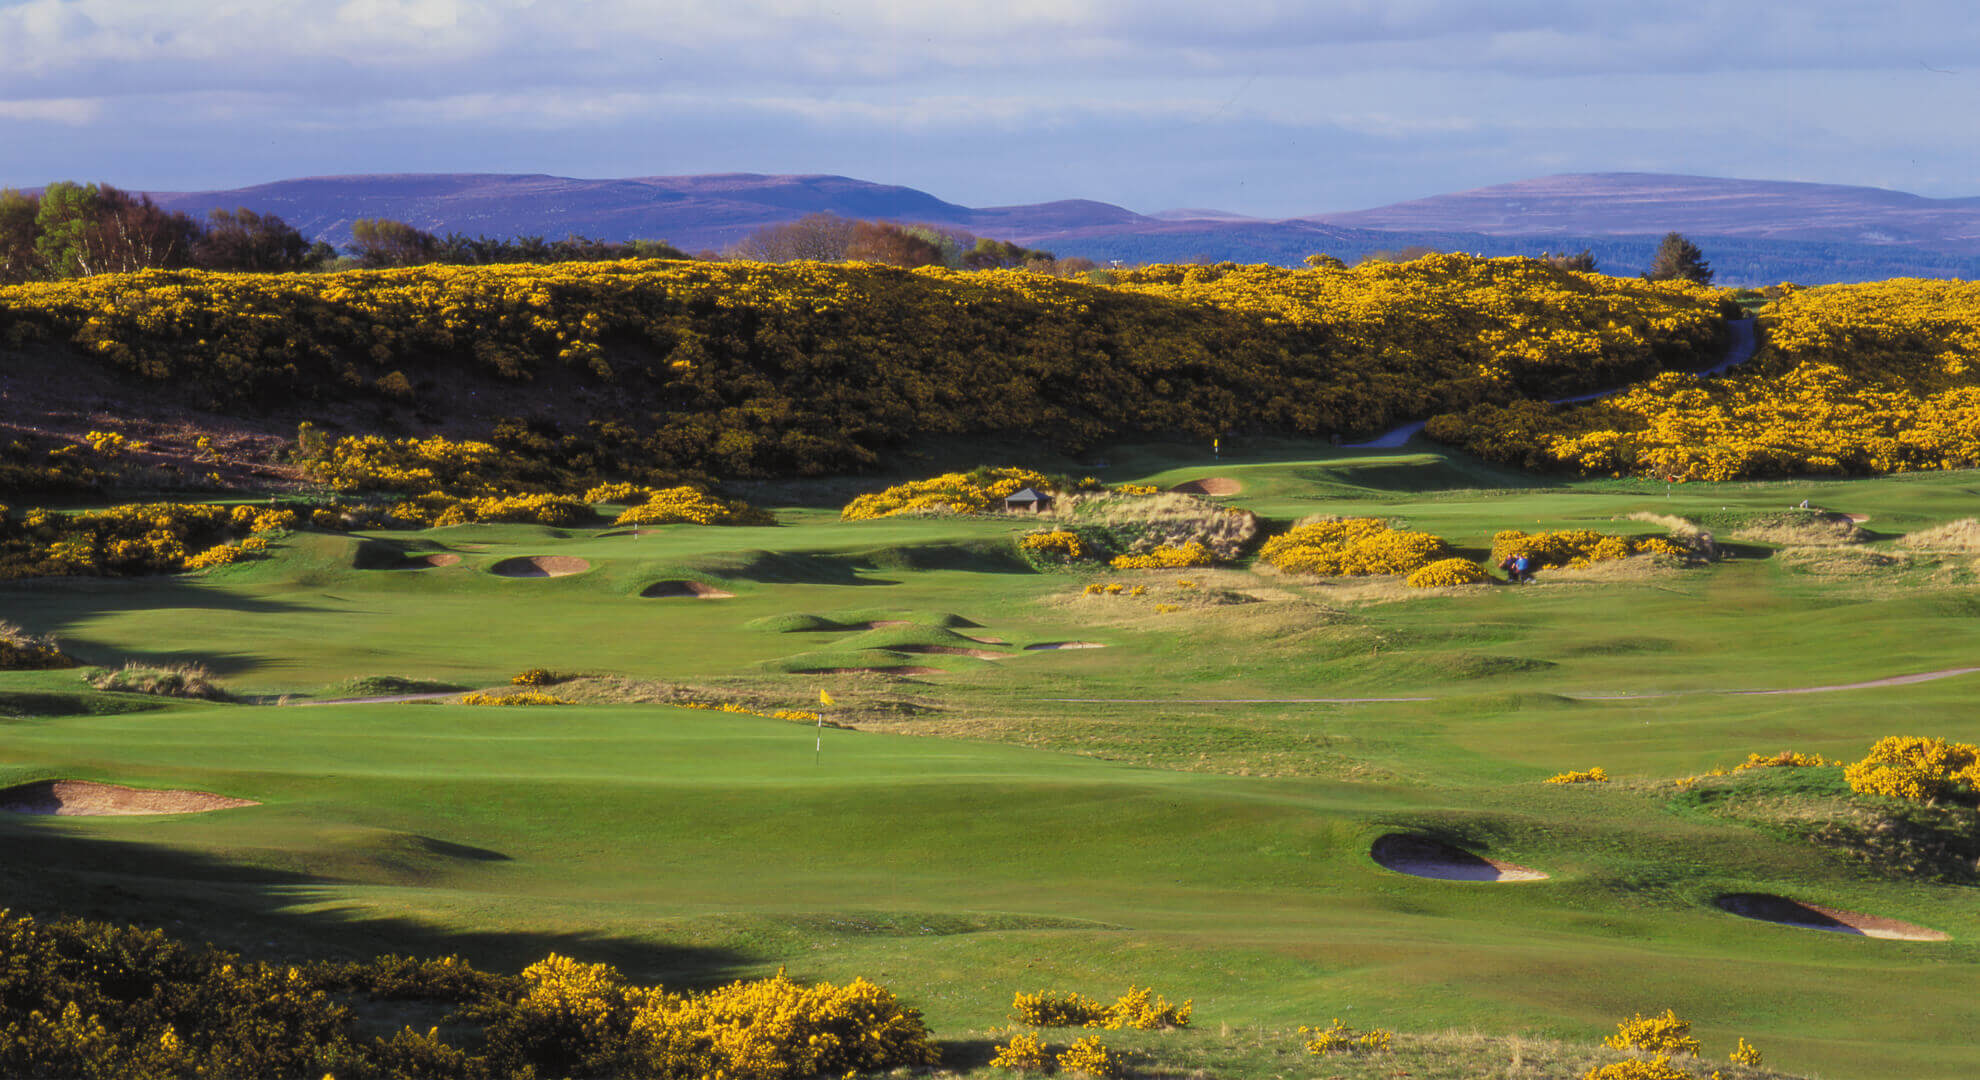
[1512,553,1533,583]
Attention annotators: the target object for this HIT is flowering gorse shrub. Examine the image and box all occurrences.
[460,691,571,706]
[1604,1010,1700,1055]
[0,621,73,669]
[1581,1056,1690,1080]
[1011,991,1110,1027]
[1110,541,1214,569]
[1300,1018,1392,1055]
[1429,278,1980,481]
[1021,530,1086,561]
[1054,1036,1121,1079]
[1490,529,1688,570]
[615,486,774,526]
[1259,516,1451,577]
[676,700,834,727]
[1728,1037,1764,1066]
[1546,767,1610,784]
[1843,736,1980,801]
[990,1031,1052,1072]
[1406,558,1490,588]
[843,467,1062,520]
[1733,750,1831,771]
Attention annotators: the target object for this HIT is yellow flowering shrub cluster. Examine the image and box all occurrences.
[0,621,72,669]
[1843,736,1980,801]
[511,667,561,687]
[460,691,571,706]
[677,700,828,725]
[0,501,259,578]
[1110,541,1214,569]
[842,468,1062,520]
[386,491,595,528]
[1406,558,1491,588]
[1605,1010,1700,1055]
[1021,529,1086,561]
[1547,767,1610,784]
[1,257,1721,480]
[990,1031,1053,1072]
[614,486,774,526]
[1728,1037,1764,1066]
[1082,583,1147,596]
[1734,750,1831,771]
[1581,1056,1690,1080]
[1009,987,1190,1031]
[1491,529,1689,570]
[1258,517,1451,577]
[1055,1036,1122,1079]
[1300,1018,1393,1055]
[483,956,940,1080]
[1430,278,1980,481]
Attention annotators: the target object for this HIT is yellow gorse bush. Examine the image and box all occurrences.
[1491,529,1688,570]
[1581,1056,1690,1080]
[1020,530,1085,560]
[843,468,1060,520]
[1733,750,1831,771]
[1054,1036,1120,1079]
[1604,1010,1700,1055]
[1546,767,1610,784]
[459,691,570,706]
[1258,517,1451,577]
[1430,278,1980,481]
[1011,991,1110,1028]
[1,257,1720,481]
[676,701,830,726]
[0,621,71,670]
[1109,541,1213,569]
[1406,558,1490,588]
[989,1031,1052,1072]
[614,486,774,527]
[1843,735,1980,801]
[1728,1037,1764,1066]
[1299,1018,1392,1055]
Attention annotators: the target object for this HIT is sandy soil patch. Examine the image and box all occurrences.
[1169,476,1242,496]
[491,556,591,578]
[1716,893,1946,940]
[642,580,735,599]
[1370,833,1549,882]
[1025,641,1108,650]
[0,779,258,816]
[793,666,943,676]
[854,620,914,629]
[416,553,461,567]
[891,645,1012,660]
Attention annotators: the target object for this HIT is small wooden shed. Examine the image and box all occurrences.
[1004,487,1053,513]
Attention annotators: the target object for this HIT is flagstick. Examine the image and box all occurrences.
[816,711,822,764]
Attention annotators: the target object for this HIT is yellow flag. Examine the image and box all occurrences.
[819,689,834,707]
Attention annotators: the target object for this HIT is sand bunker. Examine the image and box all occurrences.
[890,645,1012,660]
[793,665,943,676]
[1370,834,1549,882]
[962,634,1007,644]
[416,553,461,568]
[854,619,914,629]
[1716,893,1947,941]
[642,580,735,599]
[1170,477,1242,496]
[0,779,258,816]
[491,556,591,578]
[1025,641,1108,650]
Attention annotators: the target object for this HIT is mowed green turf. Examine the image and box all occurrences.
[8,438,1980,1078]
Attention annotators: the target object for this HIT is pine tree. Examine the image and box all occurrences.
[1644,232,1712,284]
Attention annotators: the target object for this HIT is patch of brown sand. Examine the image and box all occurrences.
[891,645,1012,660]
[491,555,591,578]
[1169,476,1241,496]
[1716,893,1946,941]
[0,779,257,816]
[642,580,735,599]
[794,666,943,676]
[1370,833,1549,882]
[1024,641,1108,650]
[417,553,461,567]
[855,620,914,629]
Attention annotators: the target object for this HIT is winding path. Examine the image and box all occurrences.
[1344,318,1758,449]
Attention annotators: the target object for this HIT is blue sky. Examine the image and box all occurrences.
[2,0,1976,217]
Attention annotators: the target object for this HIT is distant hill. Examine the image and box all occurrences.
[1315,172,1980,251]
[146,171,1980,285]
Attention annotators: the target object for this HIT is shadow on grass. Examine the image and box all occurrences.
[0,820,755,987]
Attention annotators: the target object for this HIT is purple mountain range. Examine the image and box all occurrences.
[143,171,1980,283]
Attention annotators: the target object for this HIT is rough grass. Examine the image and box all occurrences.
[1055,491,1261,560]
[1899,517,1980,553]
[336,675,470,696]
[0,620,73,670]
[84,662,230,700]
[1692,509,1863,547]
[1772,546,1910,577]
